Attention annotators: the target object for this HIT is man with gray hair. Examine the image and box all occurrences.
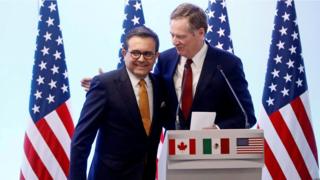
[154,3,256,130]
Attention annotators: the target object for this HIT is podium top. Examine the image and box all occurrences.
[166,129,264,160]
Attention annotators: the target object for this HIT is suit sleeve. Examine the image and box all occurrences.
[218,58,256,128]
[69,76,107,180]
[153,55,162,76]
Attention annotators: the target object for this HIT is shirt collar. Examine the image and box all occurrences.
[126,68,150,87]
[181,43,208,68]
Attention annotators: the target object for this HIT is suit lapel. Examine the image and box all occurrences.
[193,45,219,104]
[150,74,159,120]
[167,54,180,107]
[149,74,159,134]
[116,68,143,129]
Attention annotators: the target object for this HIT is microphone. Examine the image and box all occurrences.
[217,65,250,128]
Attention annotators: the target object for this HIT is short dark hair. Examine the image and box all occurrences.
[170,3,208,33]
[123,26,160,52]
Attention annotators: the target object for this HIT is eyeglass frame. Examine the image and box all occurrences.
[127,50,157,60]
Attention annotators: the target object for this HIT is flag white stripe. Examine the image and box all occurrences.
[26,117,66,180]
[280,99,319,178]
[157,128,165,159]
[157,140,163,159]
[65,99,73,117]
[262,165,272,180]
[21,150,38,180]
[300,92,319,178]
[258,107,300,179]
[300,91,312,121]
[45,109,71,158]
[237,148,263,150]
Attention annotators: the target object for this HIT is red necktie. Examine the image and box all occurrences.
[181,59,193,120]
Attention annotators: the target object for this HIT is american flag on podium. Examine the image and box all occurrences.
[117,0,145,69]
[258,0,319,179]
[20,0,74,179]
[205,0,233,53]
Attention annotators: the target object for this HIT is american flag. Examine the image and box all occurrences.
[258,0,319,179]
[205,0,233,53]
[117,0,145,68]
[236,137,263,154]
[20,0,74,179]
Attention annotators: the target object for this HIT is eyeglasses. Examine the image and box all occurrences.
[128,50,156,60]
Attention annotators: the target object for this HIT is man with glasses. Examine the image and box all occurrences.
[80,3,256,131]
[70,26,166,180]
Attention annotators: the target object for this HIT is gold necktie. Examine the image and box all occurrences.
[138,79,151,135]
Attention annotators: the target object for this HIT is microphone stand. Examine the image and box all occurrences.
[217,65,250,128]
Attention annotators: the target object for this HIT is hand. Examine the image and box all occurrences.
[81,68,104,92]
[98,68,104,74]
[81,77,92,92]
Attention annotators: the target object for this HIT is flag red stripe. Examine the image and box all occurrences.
[169,139,175,155]
[56,103,74,138]
[221,138,229,154]
[237,147,263,151]
[189,139,196,155]
[237,146,264,148]
[20,170,25,180]
[156,159,158,180]
[160,128,165,143]
[291,97,318,165]
[23,135,53,180]
[36,118,70,176]
[270,111,311,179]
[264,140,286,179]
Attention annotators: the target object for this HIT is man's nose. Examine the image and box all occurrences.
[172,37,179,45]
[137,54,145,62]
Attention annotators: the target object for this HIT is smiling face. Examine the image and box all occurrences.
[122,36,159,79]
[170,18,205,59]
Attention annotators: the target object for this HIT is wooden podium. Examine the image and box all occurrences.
[158,129,264,180]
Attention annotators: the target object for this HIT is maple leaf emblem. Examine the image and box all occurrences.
[177,141,188,151]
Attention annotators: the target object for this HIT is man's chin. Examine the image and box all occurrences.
[175,48,184,56]
[133,70,149,78]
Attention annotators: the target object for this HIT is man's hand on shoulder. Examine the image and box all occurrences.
[81,68,104,92]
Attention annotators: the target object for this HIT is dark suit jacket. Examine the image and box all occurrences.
[69,67,166,180]
[154,43,256,130]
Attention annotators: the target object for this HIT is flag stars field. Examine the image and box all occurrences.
[56,36,63,45]
[117,0,145,68]
[46,17,54,27]
[38,61,47,70]
[48,2,56,12]
[206,0,233,53]
[131,15,140,25]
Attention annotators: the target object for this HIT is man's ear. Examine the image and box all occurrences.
[155,52,160,59]
[121,48,126,57]
[198,27,206,37]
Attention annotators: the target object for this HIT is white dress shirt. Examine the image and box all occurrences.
[174,43,208,102]
[127,69,154,121]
